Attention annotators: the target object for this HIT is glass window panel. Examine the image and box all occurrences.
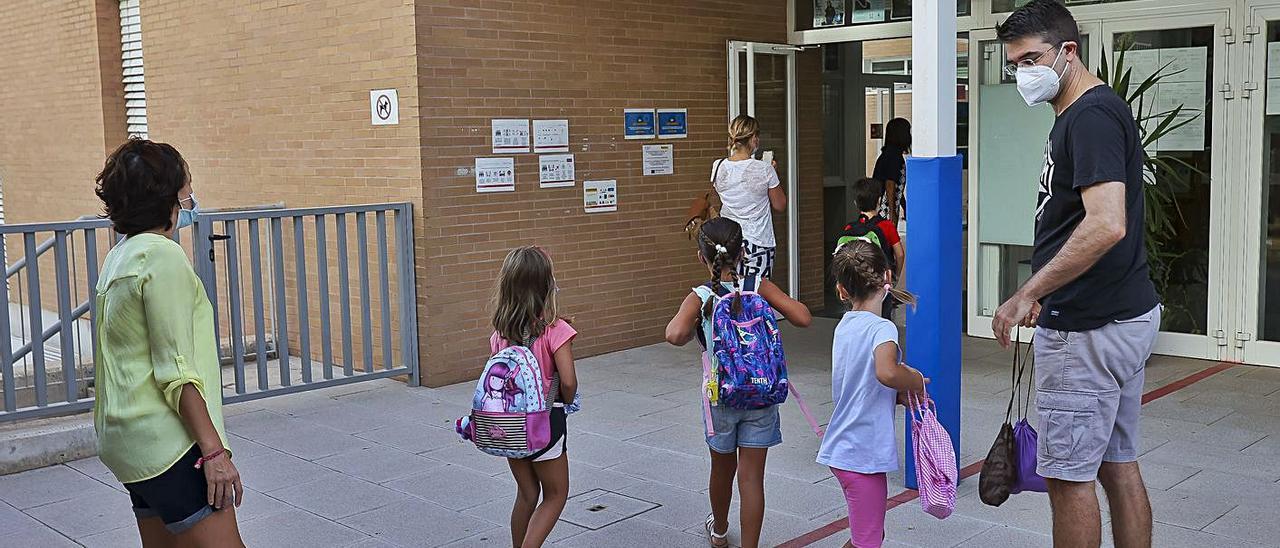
[993,0,1137,14]
[1259,23,1280,342]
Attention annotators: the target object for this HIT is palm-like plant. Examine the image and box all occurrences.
[1099,44,1208,332]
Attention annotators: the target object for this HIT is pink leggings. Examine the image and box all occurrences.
[830,467,888,548]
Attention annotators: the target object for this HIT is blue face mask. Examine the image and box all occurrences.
[177,194,199,229]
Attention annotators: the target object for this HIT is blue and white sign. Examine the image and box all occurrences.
[623,109,656,140]
[657,108,687,139]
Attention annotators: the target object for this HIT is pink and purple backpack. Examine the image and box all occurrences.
[456,342,551,459]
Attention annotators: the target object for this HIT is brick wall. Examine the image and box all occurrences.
[0,0,124,225]
[138,0,426,372]
[415,0,825,386]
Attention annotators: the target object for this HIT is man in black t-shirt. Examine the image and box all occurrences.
[994,2,1162,548]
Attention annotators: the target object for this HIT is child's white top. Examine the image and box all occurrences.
[713,158,780,248]
[817,310,900,474]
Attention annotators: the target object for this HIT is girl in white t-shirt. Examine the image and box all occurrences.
[712,115,787,279]
[819,240,927,548]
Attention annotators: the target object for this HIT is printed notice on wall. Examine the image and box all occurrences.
[475,157,516,193]
[813,0,844,27]
[1269,42,1280,78]
[1158,47,1208,84]
[533,119,570,153]
[370,89,399,126]
[1269,79,1280,115]
[584,180,617,213]
[642,144,674,176]
[851,0,886,24]
[657,109,687,139]
[624,109,656,140]
[539,154,575,188]
[491,119,531,154]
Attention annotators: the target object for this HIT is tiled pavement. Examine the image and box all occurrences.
[4,319,1280,547]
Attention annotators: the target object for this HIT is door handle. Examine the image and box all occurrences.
[207,234,230,262]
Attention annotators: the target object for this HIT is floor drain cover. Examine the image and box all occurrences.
[560,489,660,530]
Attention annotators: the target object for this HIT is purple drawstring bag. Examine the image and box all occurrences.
[1010,418,1047,493]
[1009,335,1048,494]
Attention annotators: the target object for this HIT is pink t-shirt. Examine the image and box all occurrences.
[490,320,577,400]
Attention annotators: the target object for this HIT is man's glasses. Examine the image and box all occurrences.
[1002,46,1059,77]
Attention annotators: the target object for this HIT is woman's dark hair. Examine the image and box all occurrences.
[995,0,1081,47]
[697,217,745,317]
[852,177,885,213]
[831,240,917,307]
[95,139,190,236]
[884,118,911,152]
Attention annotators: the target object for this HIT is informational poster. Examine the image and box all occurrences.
[533,119,569,153]
[583,180,617,213]
[538,154,575,188]
[852,0,886,23]
[491,119,530,154]
[813,0,845,27]
[1159,47,1208,84]
[1120,49,1159,84]
[642,144,674,176]
[369,89,398,126]
[475,157,515,193]
[1154,81,1207,151]
[1268,79,1280,115]
[1269,43,1280,78]
[657,109,687,139]
[623,109,656,139]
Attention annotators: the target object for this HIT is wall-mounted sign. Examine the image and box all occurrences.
[539,154,575,188]
[657,109,687,139]
[584,180,617,213]
[643,144,674,176]
[814,0,845,27]
[533,119,570,153]
[475,157,515,193]
[492,119,531,154]
[623,109,656,140]
[370,89,398,125]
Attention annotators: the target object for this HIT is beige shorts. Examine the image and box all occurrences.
[1033,304,1161,482]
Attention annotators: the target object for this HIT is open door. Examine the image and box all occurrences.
[727,41,800,297]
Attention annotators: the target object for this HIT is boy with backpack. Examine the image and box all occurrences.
[835,177,906,318]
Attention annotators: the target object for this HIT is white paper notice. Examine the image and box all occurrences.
[539,154,575,188]
[1120,50,1159,84]
[1154,82,1206,151]
[1269,43,1280,78]
[475,157,516,193]
[642,144,674,176]
[1158,47,1208,84]
[1267,79,1280,115]
[584,180,617,213]
[533,119,569,153]
[491,119,531,154]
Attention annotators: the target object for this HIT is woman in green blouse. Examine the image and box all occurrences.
[93,139,245,547]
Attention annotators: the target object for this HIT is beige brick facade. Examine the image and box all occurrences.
[0,1,825,388]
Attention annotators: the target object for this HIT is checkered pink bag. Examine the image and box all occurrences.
[910,387,957,519]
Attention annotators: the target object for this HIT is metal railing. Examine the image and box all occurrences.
[0,203,419,423]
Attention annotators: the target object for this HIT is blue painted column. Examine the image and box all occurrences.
[903,155,964,489]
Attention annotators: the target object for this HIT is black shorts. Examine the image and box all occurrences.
[524,406,567,462]
[123,445,222,534]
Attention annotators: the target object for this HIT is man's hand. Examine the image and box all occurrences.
[992,293,1037,349]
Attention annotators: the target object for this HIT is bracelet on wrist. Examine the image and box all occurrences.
[194,448,226,469]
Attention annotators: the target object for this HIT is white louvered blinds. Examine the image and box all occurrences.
[119,0,147,139]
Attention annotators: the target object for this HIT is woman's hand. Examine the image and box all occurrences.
[202,452,244,510]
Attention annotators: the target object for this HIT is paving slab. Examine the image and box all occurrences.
[340,499,494,547]
[238,509,369,547]
[269,474,411,520]
[0,464,115,510]
[24,488,136,540]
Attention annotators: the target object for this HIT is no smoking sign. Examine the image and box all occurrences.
[369,89,399,126]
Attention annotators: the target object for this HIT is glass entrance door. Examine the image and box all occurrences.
[728,41,799,297]
[1239,3,1280,366]
[1102,11,1233,361]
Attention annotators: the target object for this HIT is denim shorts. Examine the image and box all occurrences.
[704,404,782,454]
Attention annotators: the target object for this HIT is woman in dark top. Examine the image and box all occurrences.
[872,118,911,227]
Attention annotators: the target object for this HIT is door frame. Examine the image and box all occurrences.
[728,40,801,298]
[1096,10,1234,361]
[1239,1,1280,365]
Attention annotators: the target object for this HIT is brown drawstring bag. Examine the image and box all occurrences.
[684,159,726,240]
[979,332,1032,507]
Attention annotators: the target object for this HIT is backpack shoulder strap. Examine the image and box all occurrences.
[787,383,825,437]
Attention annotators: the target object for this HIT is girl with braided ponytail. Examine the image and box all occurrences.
[664,218,811,548]
[819,240,927,548]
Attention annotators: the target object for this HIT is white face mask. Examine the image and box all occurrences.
[1015,48,1069,107]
